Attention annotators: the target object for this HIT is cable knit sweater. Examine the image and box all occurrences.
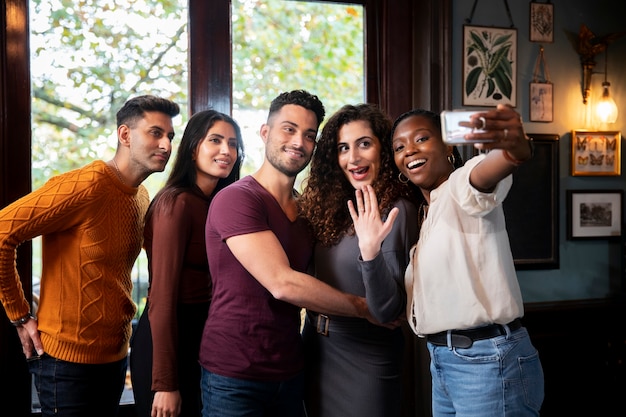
[0,160,149,364]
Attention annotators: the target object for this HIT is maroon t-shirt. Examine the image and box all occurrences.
[199,176,313,381]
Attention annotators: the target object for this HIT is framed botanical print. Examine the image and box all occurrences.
[462,25,517,107]
[530,1,554,43]
[571,130,621,176]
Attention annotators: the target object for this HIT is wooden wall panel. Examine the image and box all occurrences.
[1,1,33,415]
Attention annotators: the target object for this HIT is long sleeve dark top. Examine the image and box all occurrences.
[145,188,211,391]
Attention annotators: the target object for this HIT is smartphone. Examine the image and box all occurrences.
[440,110,491,145]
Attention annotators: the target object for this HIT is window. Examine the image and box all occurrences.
[232,0,365,184]
[28,0,365,409]
[29,0,189,321]
[29,0,189,408]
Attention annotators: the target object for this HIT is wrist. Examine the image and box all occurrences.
[359,247,380,262]
[503,137,534,166]
[10,312,35,327]
[353,296,368,319]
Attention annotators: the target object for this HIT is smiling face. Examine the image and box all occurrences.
[337,119,382,190]
[194,120,238,182]
[391,115,454,195]
[261,104,319,178]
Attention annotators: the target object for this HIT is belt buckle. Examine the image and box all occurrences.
[450,334,473,349]
[316,314,330,336]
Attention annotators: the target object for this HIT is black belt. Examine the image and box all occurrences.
[426,318,522,349]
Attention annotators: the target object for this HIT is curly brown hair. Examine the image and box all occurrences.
[299,103,418,246]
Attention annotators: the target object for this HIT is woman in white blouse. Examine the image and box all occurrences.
[391,104,544,417]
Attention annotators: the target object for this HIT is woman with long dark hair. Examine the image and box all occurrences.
[130,110,244,417]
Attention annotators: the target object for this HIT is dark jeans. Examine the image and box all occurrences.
[201,369,304,417]
[28,353,127,417]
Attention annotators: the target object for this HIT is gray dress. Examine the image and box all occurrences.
[302,198,418,417]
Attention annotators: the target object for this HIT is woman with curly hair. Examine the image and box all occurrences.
[298,103,421,417]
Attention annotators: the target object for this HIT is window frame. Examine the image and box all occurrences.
[189,0,451,118]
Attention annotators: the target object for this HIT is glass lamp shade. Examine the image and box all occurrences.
[596,82,618,123]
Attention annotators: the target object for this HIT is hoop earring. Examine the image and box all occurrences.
[447,154,456,167]
[398,172,409,184]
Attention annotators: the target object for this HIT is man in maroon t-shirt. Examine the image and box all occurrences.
[200,90,372,417]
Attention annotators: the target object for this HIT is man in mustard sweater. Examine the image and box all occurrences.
[0,95,179,417]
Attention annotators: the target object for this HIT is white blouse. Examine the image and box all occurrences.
[405,154,524,336]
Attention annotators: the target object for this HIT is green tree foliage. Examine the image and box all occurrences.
[232,0,364,115]
[30,0,188,189]
[231,0,364,175]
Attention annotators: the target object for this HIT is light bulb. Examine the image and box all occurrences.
[596,81,618,123]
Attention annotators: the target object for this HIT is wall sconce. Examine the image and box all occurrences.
[575,24,624,123]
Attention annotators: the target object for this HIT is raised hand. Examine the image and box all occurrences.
[463,104,532,162]
[347,185,399,261]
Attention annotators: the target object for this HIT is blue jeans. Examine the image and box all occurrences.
[28,353,127,417]
[201,368,304,417]
[428,327,544,417]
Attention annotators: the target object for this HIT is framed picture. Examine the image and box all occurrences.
[462,25,517,107]
[529,82,553,122]
[567,190,623,239]
[571,130,621,176]
[530,1,554,43]
[503,134,559,269]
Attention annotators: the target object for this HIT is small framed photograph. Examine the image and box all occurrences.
[529,82,553,122]
[462,25,517,107]
[571,130,621,176]
[567,190,623,239]
[530,1,554,43]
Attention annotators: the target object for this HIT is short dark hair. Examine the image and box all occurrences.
[267,90,325,126]
[391,108,441,138]
[116,95,180,128]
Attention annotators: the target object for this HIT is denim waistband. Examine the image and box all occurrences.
[426,318,523,348]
